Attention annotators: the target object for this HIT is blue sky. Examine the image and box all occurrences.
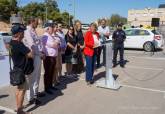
[19,0,165,23]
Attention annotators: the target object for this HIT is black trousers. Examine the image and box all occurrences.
[113,43,124,65]
[96,46,102,67]
[43,56,56,91]
[96,45,106,67]
[102,45,106,65]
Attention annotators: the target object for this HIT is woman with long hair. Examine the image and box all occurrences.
[65,26,78,76]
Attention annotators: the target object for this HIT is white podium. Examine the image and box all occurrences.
[96,41,121,90]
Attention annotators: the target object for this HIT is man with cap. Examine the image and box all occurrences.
[112,23,126,68]
[23,17,43,105]
[42,23,59,94]
[10,25,33,114]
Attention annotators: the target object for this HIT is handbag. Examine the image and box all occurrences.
[9,55,25,86]
[71,52,78,64]
[9,48,34,86]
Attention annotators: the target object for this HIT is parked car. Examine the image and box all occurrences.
[0,31,11,36]
[82,24,90,30]
[0,31,12,43]
[109,28,164,52]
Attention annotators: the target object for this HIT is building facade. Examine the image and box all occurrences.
[128,8,165,26]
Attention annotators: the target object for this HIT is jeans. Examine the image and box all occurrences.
[26,55,41,101]
[85,55,96,82]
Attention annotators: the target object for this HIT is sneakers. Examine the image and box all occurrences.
[86,80,94,86]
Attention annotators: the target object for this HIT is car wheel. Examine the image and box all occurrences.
[143,42,155,52]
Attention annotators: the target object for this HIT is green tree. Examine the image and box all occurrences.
[19,2,45,22]
[108,14,127,27]
[44,0,59,12]
[19,0,73,26]
[61,12,73,26]
[0,0,18,21]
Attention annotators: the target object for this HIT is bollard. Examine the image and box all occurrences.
[96,41,120,90]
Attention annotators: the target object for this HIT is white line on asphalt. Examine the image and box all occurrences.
[0,106,16,114]
[125,65,164,71]
[121,84,165,94]
[127,56,165,60]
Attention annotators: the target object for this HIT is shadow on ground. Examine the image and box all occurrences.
[0,94,9,99]
[93,71,119,82]
[26,75,79,112]
[0,110,5,114]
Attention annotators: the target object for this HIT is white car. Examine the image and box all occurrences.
[109,28,164,52]
[82,24,90,30]
[0,31,12,43]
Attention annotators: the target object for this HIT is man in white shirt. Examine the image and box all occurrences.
[23,17,43,105]
[97,19,110,67]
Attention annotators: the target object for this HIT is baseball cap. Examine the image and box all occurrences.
[11,24,26,35]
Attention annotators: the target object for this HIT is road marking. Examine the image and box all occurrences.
[0,106,16,114]
[127,56,165,60]
[121,84,165,94]
[125,65,164,71]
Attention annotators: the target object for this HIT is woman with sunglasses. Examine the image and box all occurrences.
[65,26,78,76]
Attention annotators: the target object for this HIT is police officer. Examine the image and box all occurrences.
[112,24,126,68]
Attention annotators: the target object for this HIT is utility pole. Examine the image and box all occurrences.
[73,0,76,23]
[68,3,72,26]
[46,7,48,22]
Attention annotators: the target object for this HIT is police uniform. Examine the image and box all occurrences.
[112,28,126,67]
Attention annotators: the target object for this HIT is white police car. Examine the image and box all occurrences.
[109,28,164,52]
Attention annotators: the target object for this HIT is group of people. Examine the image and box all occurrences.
[9,17,126,114]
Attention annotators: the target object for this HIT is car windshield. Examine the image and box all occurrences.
[151,30,160,35]
[0,33,10,36]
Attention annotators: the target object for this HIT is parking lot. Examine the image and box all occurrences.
[1,48,165,114]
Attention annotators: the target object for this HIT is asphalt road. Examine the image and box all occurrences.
[1,47,165,114]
